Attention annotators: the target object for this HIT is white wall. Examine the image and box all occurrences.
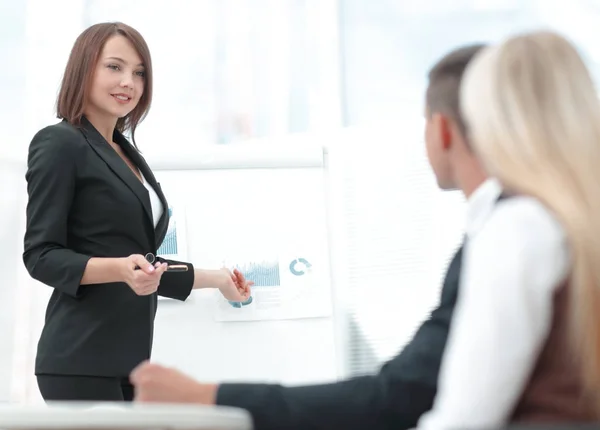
[0,160,27,402]
[0,0,86,402]
[0,0,27,402]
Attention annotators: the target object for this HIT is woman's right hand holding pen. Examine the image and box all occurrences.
[120,254,168,296]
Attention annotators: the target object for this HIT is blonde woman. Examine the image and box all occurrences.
[418,31,600,428]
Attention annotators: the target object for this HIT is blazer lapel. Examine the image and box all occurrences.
[79,117,154,229]
[121,142,171,247]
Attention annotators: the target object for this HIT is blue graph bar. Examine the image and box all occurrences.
[158,227,178,255]
[157,207,178,255]
[234,261,280,287]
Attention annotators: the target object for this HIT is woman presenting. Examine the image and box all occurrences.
[23,21,252,402]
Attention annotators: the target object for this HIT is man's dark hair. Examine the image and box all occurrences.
[426,44,487,136]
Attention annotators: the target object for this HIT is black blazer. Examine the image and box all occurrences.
[23,117,194,377]
[216,245,465,430]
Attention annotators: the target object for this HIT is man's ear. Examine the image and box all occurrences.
[433,113,452,150]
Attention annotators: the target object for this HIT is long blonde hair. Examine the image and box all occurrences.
[461,31,600,412]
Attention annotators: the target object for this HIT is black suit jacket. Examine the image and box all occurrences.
[217,245,465,430]
[23,117,194,377]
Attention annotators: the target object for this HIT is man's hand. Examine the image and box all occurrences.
[130,361,218,404]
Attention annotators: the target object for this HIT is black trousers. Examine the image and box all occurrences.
[37,374,134,401]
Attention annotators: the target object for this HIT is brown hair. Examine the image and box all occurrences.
[56,22,153,148]
[426,44,487,137]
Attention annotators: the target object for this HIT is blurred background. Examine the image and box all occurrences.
[2,0,600,403]
[4,0,600,156]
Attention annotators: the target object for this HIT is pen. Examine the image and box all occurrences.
[137,253,188,272]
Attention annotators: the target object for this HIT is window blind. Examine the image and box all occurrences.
[331,130,467,376]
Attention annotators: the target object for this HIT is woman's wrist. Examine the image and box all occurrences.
[111,257,128,282]
[192,269,221,290]
[81,257,127,285]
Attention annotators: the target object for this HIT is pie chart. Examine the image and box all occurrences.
[289,258,312,276]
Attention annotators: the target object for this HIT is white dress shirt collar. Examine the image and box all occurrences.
[465,178,502,238]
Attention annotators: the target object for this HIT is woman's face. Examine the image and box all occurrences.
[87,35,145,122]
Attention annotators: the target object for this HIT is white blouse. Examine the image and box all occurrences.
[140,173,164,228]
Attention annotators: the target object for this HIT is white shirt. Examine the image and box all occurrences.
[141,173,164,228]
[417,179,571,430]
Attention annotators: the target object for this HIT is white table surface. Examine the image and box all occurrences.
[0,402,252,430]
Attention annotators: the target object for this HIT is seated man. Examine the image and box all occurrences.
[130,43,495,430]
